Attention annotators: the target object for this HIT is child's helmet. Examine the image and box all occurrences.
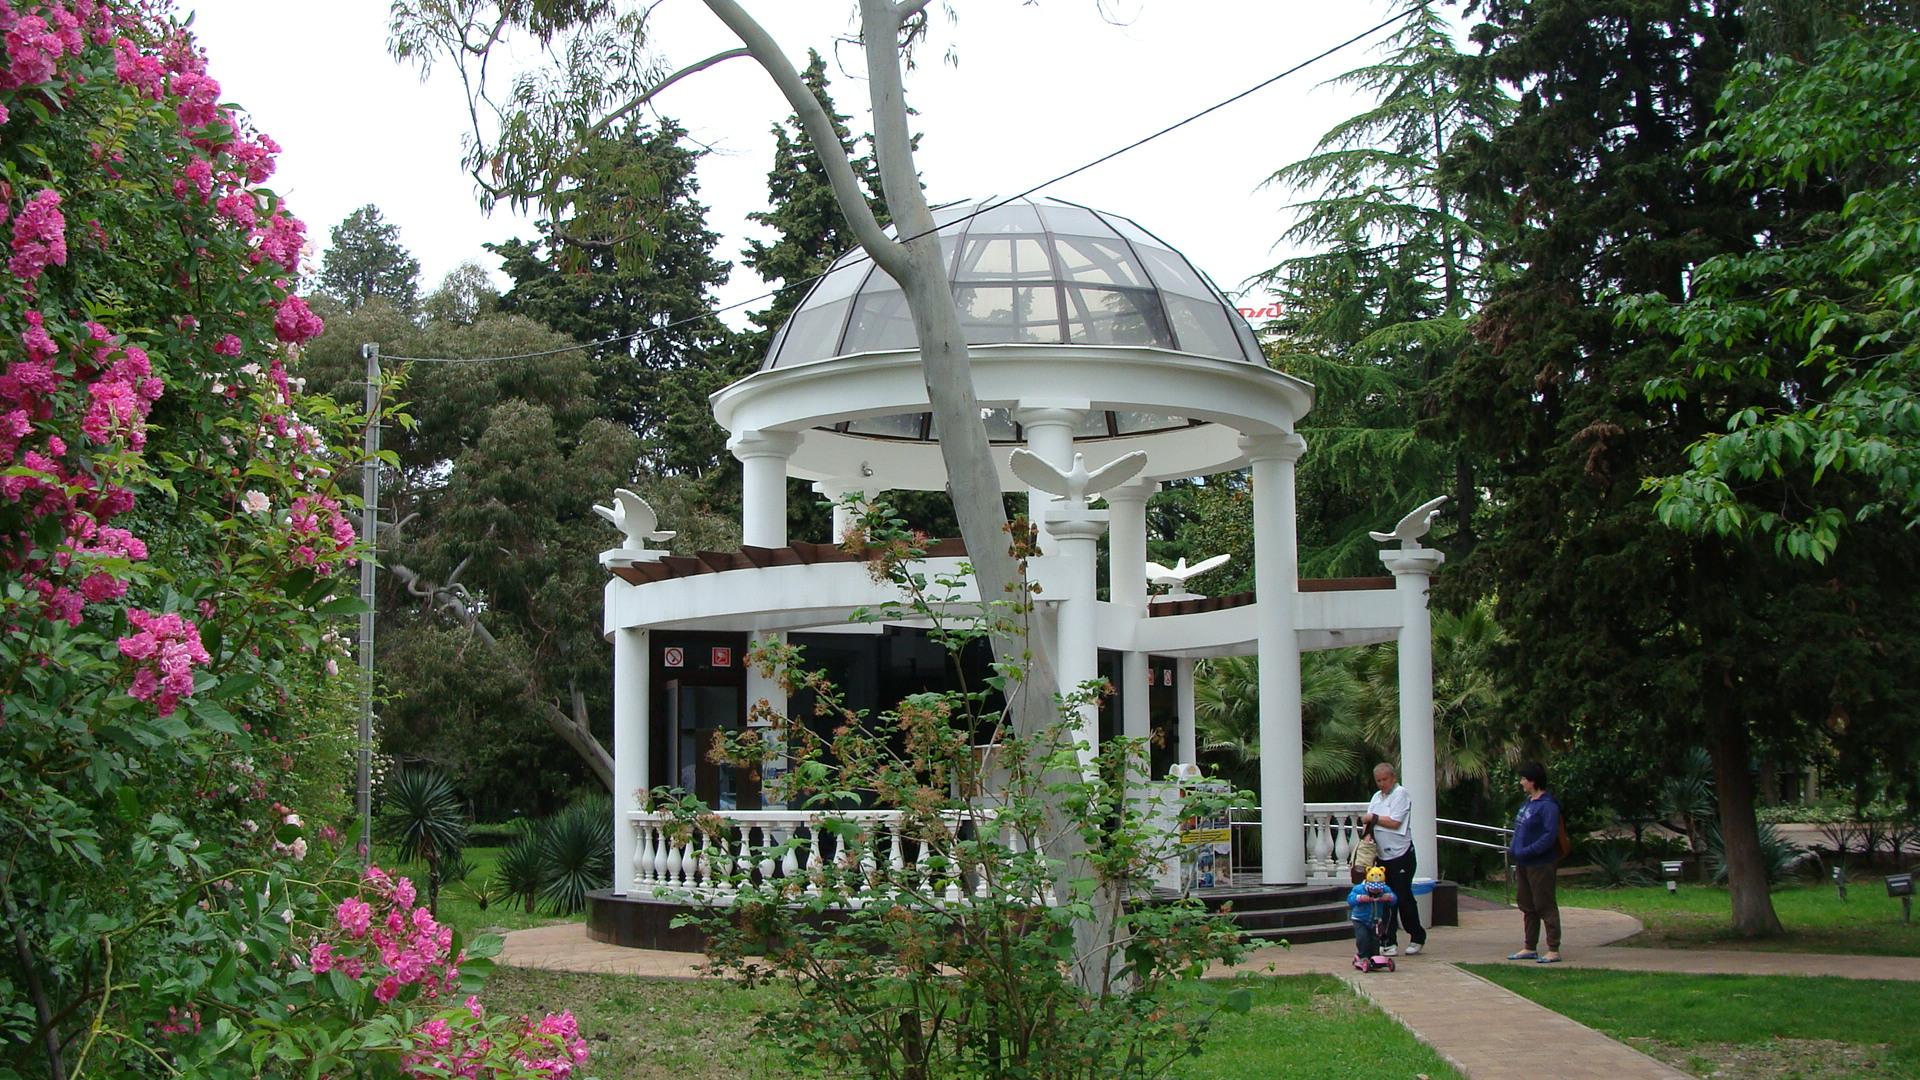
[1365,866,1387,885]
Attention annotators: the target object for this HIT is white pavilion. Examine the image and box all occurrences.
[594,197,1445,937]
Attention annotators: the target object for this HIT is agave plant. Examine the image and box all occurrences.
[377,767,469,916]
[536,796,614,916]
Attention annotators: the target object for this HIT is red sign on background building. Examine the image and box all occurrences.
[711,647,733,668]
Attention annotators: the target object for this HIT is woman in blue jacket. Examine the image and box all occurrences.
[1506,761,1564,963]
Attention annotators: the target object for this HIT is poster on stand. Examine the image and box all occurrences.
[1178,781,1233,889]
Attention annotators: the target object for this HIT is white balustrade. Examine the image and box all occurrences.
[1302,801,1370,884]
[628,805,1362,903]
[627,809,1029,905]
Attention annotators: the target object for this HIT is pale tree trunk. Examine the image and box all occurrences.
[1709,703,1782,938]
[705,0,1120,992]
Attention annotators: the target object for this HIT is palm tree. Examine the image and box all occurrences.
[1194,652,1368,796]
[377,767,469,916]
[1349,601,1518,794]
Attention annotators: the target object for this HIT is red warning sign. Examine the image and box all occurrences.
[663,647,684,668]
[711,647,733,667]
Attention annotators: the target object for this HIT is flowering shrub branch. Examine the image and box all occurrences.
[0,2,589,1077]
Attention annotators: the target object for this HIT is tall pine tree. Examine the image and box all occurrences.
[493,120,741,481]
[1437,0,1920,936]
[1257,1,1514,572]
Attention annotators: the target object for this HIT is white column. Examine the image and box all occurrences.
[1382,546,1445,884]
[813,477,873,543]
[1241,432,1307,885]
[1042,508,1108,768]
[611,627,649,895]
[1176,656,1197,767]
[747,630,788,810]
[731,429,802,549]
[1106,478,1156,782]
[1014,404,1085,552]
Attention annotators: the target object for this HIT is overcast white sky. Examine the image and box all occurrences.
[182,1,1413,328]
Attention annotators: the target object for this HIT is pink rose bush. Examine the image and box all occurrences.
[292,868,592,1079]
[0,3,429,1077]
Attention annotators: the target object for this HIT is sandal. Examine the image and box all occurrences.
[1507,951,1538,960]
[1536,955,1563,964]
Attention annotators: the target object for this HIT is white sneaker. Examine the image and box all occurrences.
[1379,945,1397,956]
[1405,942,1423,955]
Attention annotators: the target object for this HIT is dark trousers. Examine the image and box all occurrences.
[1515,862,1561,952]
[1380,849,1425,946]
[1353,917,1384,957]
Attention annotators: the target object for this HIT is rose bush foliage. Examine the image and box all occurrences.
[0,2,588,1076]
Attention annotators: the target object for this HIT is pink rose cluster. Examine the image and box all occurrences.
[116,608,211,718]
[0,0,91,93]
[308,868,590,1079]
[402,998,592,1080]
[8,187,66,282]
[310,868,461,1004]
[288,493,357,570]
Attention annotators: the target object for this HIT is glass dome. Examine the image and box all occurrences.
[764,197,1266,371]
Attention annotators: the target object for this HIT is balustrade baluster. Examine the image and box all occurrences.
[632,822,653,890]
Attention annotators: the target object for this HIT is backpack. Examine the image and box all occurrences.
[1554,816,1573,861]
[1349,834,1380,883]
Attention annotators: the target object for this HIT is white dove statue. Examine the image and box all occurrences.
[1368,495,1449,548]
[1145,554,1231,601]
[593,488,676,551]
[1007,449,1148,509]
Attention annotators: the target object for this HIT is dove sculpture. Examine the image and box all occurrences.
[1368,495,1448,548]
[1145,554,1231,600]
[593,488,676,550]
[1007,450,1149,509]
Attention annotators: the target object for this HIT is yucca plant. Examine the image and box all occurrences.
[377,767,470,916]
[495,832,544,915]
[536,796,613,916]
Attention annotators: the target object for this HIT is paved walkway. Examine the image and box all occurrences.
[497,903,1920,1080]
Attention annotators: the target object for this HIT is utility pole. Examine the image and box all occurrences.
[358,343,381,868]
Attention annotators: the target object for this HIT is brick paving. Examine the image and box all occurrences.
[496,902,1920,1080]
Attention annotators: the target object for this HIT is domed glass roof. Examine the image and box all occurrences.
[763,197,1266,371]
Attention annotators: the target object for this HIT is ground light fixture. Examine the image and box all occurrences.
[1661,860,1684,895]
[1834,864,1848,901]
[1888,873,1914,925]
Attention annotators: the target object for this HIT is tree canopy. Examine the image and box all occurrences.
[318,203,422,311]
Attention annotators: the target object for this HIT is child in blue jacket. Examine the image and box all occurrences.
[1347,865,1397,971]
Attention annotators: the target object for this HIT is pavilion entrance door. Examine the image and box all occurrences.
[655,632,757,811]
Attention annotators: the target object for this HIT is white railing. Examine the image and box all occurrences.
[1227,803,1372,885]
[626,808,1051,905]
[1304,802,1370,883]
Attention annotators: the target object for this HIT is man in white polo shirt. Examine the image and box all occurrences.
[1360,762,1426,956]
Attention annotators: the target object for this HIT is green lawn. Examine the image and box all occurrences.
[381,846,583,942]
[1557,881,1920,956]
[476,969,1462,1080]
[1465,966,1920,1080]
[1176,975,1462,1080]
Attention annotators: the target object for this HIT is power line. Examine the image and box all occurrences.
[378,6,1416,366]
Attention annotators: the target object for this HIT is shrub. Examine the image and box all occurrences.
[536,795,614,915]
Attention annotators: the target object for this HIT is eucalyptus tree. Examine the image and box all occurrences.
[389,0,1148,992]
[1256,0,1514,573]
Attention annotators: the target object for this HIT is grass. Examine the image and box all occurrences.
[476,969,1462,1080]
[1465,965,1920,1080]
[380,846,582,943]
[1556,880,1920,956]
[1177,975,1462,1080]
